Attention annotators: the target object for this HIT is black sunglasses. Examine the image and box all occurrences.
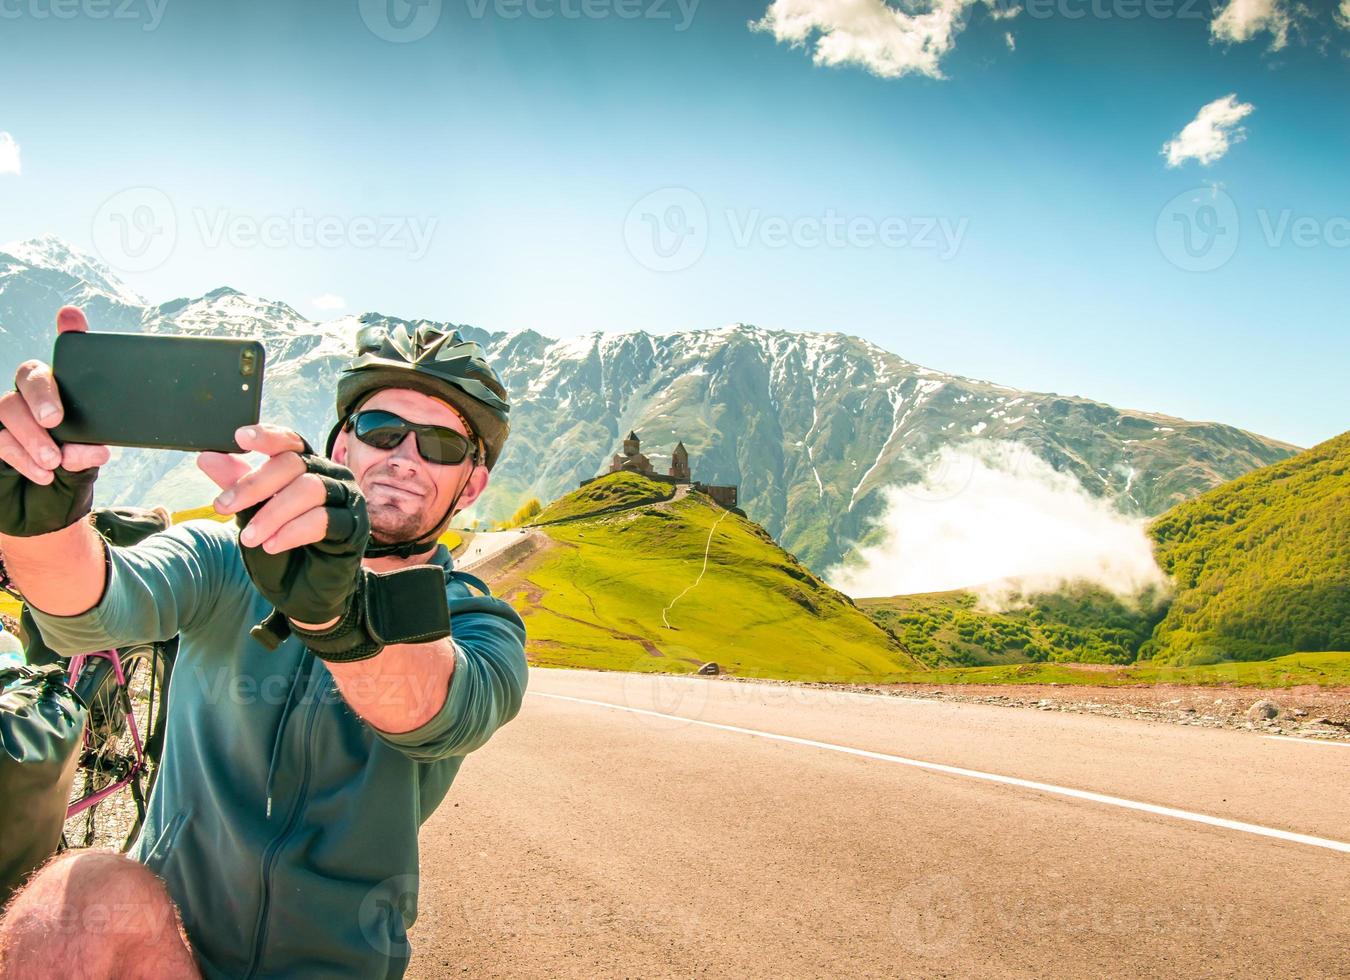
[345,409,479,466]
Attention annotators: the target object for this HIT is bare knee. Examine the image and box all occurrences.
[0,851,195,979]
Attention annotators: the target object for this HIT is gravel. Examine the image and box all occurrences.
[715,676,1350,742]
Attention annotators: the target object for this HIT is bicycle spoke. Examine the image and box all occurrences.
[63,646,167,852]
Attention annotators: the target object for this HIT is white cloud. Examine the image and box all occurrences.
[1004,30,1015,51]
[311,293,347,311]
[1210,0,1294,50]
[1162,94,1255,168]
[0,133,21,176]
[751,0,986,80]
[823,441,1166,601]
[1338,0,1350,29]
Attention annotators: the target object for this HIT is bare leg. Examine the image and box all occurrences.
[0,851,199,979]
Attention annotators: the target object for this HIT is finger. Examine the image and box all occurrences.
[0,429,52,485]
[197,450,254,496]
[12,360,64,430]
[0,387,63,470]
[255,507,330,555]
[56,306,90,335]
[211,451,306,516]
[59,442,110,473]
[237,472,328,549]
[234,424,307,459]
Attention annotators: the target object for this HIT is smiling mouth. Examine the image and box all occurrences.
[370,481,424,499]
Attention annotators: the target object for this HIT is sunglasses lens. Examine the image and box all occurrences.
[353,412,409,450]
[352,411,473,465]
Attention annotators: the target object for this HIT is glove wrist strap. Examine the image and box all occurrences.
[286,572,383,663]
[277,565,453,664]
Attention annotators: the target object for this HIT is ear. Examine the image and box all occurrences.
[332,429,348,466]
[452,465,491,512]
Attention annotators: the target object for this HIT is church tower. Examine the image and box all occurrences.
[669,441,690,482]
[622,430,640,456]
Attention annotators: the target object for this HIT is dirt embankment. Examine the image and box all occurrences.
[718,675,1350,741]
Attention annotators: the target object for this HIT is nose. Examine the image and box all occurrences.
[385,431,425,472]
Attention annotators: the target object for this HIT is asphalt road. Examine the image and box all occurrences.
[453,531,527,570]
[409,668,1350,978]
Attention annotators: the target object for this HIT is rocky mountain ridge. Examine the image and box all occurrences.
[0,236,1298,574]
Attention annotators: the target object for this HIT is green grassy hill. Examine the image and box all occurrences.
[501,473,920,680]
[859,431,1349,670]
[878,651,1350,688]
[1140,430,1349,665]
[859,587,1167,668]
[532,471,675,524]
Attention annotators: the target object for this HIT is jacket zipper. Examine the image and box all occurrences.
[243,652,322,979]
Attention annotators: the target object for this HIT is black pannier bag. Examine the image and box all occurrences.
[0,663,87,907]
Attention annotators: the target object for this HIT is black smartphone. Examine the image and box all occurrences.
[50,332,265,453]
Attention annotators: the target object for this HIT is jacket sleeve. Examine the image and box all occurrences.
[25,520,237,655]
[371,595,529,763]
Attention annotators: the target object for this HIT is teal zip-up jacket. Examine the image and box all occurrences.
[29,518,528,979]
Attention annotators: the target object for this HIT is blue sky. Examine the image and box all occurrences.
[1,0,1346,447]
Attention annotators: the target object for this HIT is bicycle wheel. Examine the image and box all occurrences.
[62,644,168,851]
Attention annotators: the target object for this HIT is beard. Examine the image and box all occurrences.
[368,499,428,543]
[363,470,434,543]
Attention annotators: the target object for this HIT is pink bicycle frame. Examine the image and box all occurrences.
[64,649,148,819]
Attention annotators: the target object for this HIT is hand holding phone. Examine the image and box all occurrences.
[0,307,110,537]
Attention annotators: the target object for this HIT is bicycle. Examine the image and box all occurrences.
[59,638,175,850]
[0,510,177,853]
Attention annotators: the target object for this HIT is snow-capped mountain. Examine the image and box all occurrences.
[2,234,146,308]
[0,237,1298,574]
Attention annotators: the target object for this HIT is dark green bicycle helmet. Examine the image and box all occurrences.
[325,317,511,468]
[325,317,512,559]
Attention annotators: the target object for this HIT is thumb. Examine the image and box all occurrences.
[56,306,89,334]
[197,451,251,494]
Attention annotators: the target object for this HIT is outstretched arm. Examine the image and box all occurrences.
[325,635,457,733]
[199,423,473,738]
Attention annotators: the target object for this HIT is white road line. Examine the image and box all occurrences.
[530,691,1350,855]
[1264,735,1350,747]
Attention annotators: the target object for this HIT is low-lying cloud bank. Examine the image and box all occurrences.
[824,441,1167,603]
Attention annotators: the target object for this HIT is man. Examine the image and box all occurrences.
[0,306,528,979]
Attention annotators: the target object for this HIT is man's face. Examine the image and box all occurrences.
[333,388,489,545]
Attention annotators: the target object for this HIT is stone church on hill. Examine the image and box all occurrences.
[579,430,740,512]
